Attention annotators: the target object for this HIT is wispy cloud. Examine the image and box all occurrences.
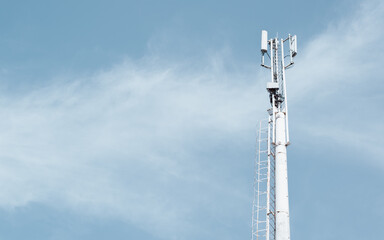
[0,51,264,239]
[289,0,384,167]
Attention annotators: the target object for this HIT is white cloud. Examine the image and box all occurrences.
[0,52,264,239]
[288,0,384,167]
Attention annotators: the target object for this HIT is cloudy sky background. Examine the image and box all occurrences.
[0,0,383,239]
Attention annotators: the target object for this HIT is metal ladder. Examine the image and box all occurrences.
[251,118,276,240]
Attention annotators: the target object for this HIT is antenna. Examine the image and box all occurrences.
[290,35,297,57]
[252,30,297,240]
[261,30,268,53]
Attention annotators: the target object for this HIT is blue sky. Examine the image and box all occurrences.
[0,0,383,239]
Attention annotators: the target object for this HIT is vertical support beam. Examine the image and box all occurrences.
[275,112,290,240]
[280,39,290,144]
[270,39,276,145]
[266,116,271,240]
[274,38,279,85]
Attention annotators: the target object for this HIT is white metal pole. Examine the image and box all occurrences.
[266,116,271,240]
[258,30,296,240]
[280,39,290,144]
[270,40,276,145]
[274,112,290,240]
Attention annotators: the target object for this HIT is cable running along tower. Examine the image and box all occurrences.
[251,31,297,240]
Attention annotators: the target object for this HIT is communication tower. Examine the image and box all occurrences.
[251,30,297,240]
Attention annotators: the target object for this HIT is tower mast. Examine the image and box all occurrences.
[252,31,297,240]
